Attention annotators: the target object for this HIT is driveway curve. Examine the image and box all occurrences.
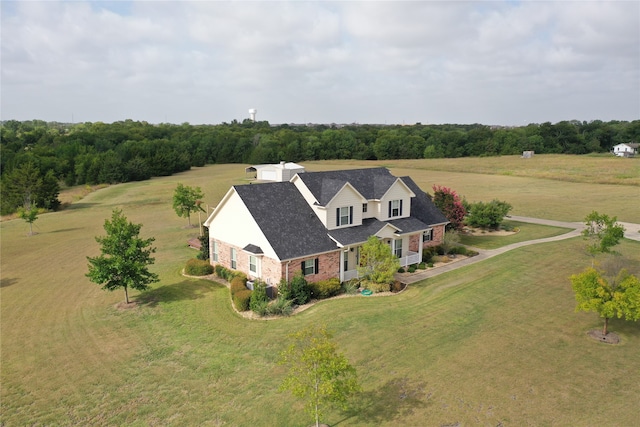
[399,215,640,285]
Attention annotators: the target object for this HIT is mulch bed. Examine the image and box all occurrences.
[587,329,620,344]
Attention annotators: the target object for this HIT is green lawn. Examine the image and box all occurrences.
[2,158,640,426]
[458,220,573,249]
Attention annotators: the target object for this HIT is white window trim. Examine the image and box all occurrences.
[230,248,237,269]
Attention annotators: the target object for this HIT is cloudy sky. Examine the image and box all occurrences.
[1,1,638,126]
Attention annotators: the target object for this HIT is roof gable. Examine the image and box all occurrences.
[296,167,398,205]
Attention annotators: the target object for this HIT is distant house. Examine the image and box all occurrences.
[245,161,305,182]
[204,167,449,286]
[612,143,639,157]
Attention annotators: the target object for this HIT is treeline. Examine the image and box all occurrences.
[1,118,638,214]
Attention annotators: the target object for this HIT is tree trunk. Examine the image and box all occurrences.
[124,286,130,304]
[602,317,609,336]
[187,213,191,227]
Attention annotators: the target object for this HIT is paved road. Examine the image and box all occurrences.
[398,216,640,285]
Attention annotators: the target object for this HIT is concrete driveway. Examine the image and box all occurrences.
[398,215,640,285]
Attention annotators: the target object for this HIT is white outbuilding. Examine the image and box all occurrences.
[245,161,305,182]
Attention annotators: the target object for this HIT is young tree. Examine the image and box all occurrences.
[466,199,513,230]
[18,207,38,236]
[86,209,159,304]
[279,325,360,427]
[432,185,466,230]
[440,230,461,255]
[582,211,625,264]
[357,236,400,285]
[570,267,640,336]
[172,183,205,227]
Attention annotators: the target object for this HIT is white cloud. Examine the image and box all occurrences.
[1,1,638,125]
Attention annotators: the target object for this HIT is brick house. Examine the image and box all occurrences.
[203,167,448,286]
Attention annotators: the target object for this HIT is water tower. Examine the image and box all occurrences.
[248,108,257,122]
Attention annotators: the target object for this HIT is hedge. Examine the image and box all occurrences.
[308,278,341,299]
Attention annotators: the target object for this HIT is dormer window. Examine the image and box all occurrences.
[389,199,403,218]
[336,206,353,226]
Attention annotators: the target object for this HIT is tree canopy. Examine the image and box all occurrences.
[2,119,638,214]
[582,211,626,260]
[279,325,360,427]
[357,236,400,285]
[432,185,466,230]
[86,209,159,304]
[571,267,640,335]
[172,183,204,227]
[466,199,513,230]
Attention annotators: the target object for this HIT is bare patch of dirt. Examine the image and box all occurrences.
[587,330,620,344]
[115,301,139,310]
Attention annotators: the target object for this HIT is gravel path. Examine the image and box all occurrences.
[398,216,640,285]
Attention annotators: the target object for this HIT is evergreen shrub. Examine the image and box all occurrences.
[308,278,341,299]
[184,258,214,276]
[233,289,252,311]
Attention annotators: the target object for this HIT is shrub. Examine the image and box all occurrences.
[233,289,252,311]
[230,276,247,296]
[422,247,437,263]
[342,280,360,295]
[433,255,451,263]
[184,258,214,276]
[308,278,341,299]
[427,262,434,268]
[390,281,405,292]
[397,267,405,273]
[408,264,417,273]
[466,199,513,229]
[363,280,390,293]
[418,262,426,270]
[215,264,231,280]
[289,273,311,305]
[250,281,270,313]
[266,297,293,316]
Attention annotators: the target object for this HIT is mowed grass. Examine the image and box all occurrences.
[458,220,573,250]
[2,158,640,426]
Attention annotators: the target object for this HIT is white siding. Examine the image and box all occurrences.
[379,180,414,220]
[326,185,366,230]
[207,190,279,259]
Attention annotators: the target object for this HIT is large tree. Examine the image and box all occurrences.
[571,267,640,336]
[466,199,512,230]
[279,325,360,427]
[582,211,625,265]
[86,209,159,304]
[172,183,205,227]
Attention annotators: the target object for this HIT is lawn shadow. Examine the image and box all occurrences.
[61,202,99,211]
[0,277,19,288]
[334,376,433,425]
[136,279,216,307]
[50,227,85,233]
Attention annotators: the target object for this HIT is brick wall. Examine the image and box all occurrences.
[423,224,446,248]
[285,251,341,283]
[408,233,421,252]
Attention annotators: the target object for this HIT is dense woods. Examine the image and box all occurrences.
[1,118,638,214]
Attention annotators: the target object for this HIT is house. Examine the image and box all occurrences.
[204,168,449,286]
[612,143,639,157]
[244,161,305,181]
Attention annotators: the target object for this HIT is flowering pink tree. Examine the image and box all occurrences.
[432,185,467,230]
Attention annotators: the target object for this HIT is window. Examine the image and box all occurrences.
[249,255,257,274]
[393,239,403,258]
[362,203,368,213]
[230,248,237,269]
[388,199,403,218]
[423,229,433,242]
[336,206,353,226]
[343,250,349,272]
[212,241,218,262]
[302,258,318,276]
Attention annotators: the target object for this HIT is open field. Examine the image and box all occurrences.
[2,156,640,425]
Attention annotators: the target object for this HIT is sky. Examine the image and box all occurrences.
[1,1,639,126]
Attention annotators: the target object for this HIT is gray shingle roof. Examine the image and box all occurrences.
[328,216,431,246]
[400,176,449,226]
[234,182,338,261]
[296,167,398,205]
